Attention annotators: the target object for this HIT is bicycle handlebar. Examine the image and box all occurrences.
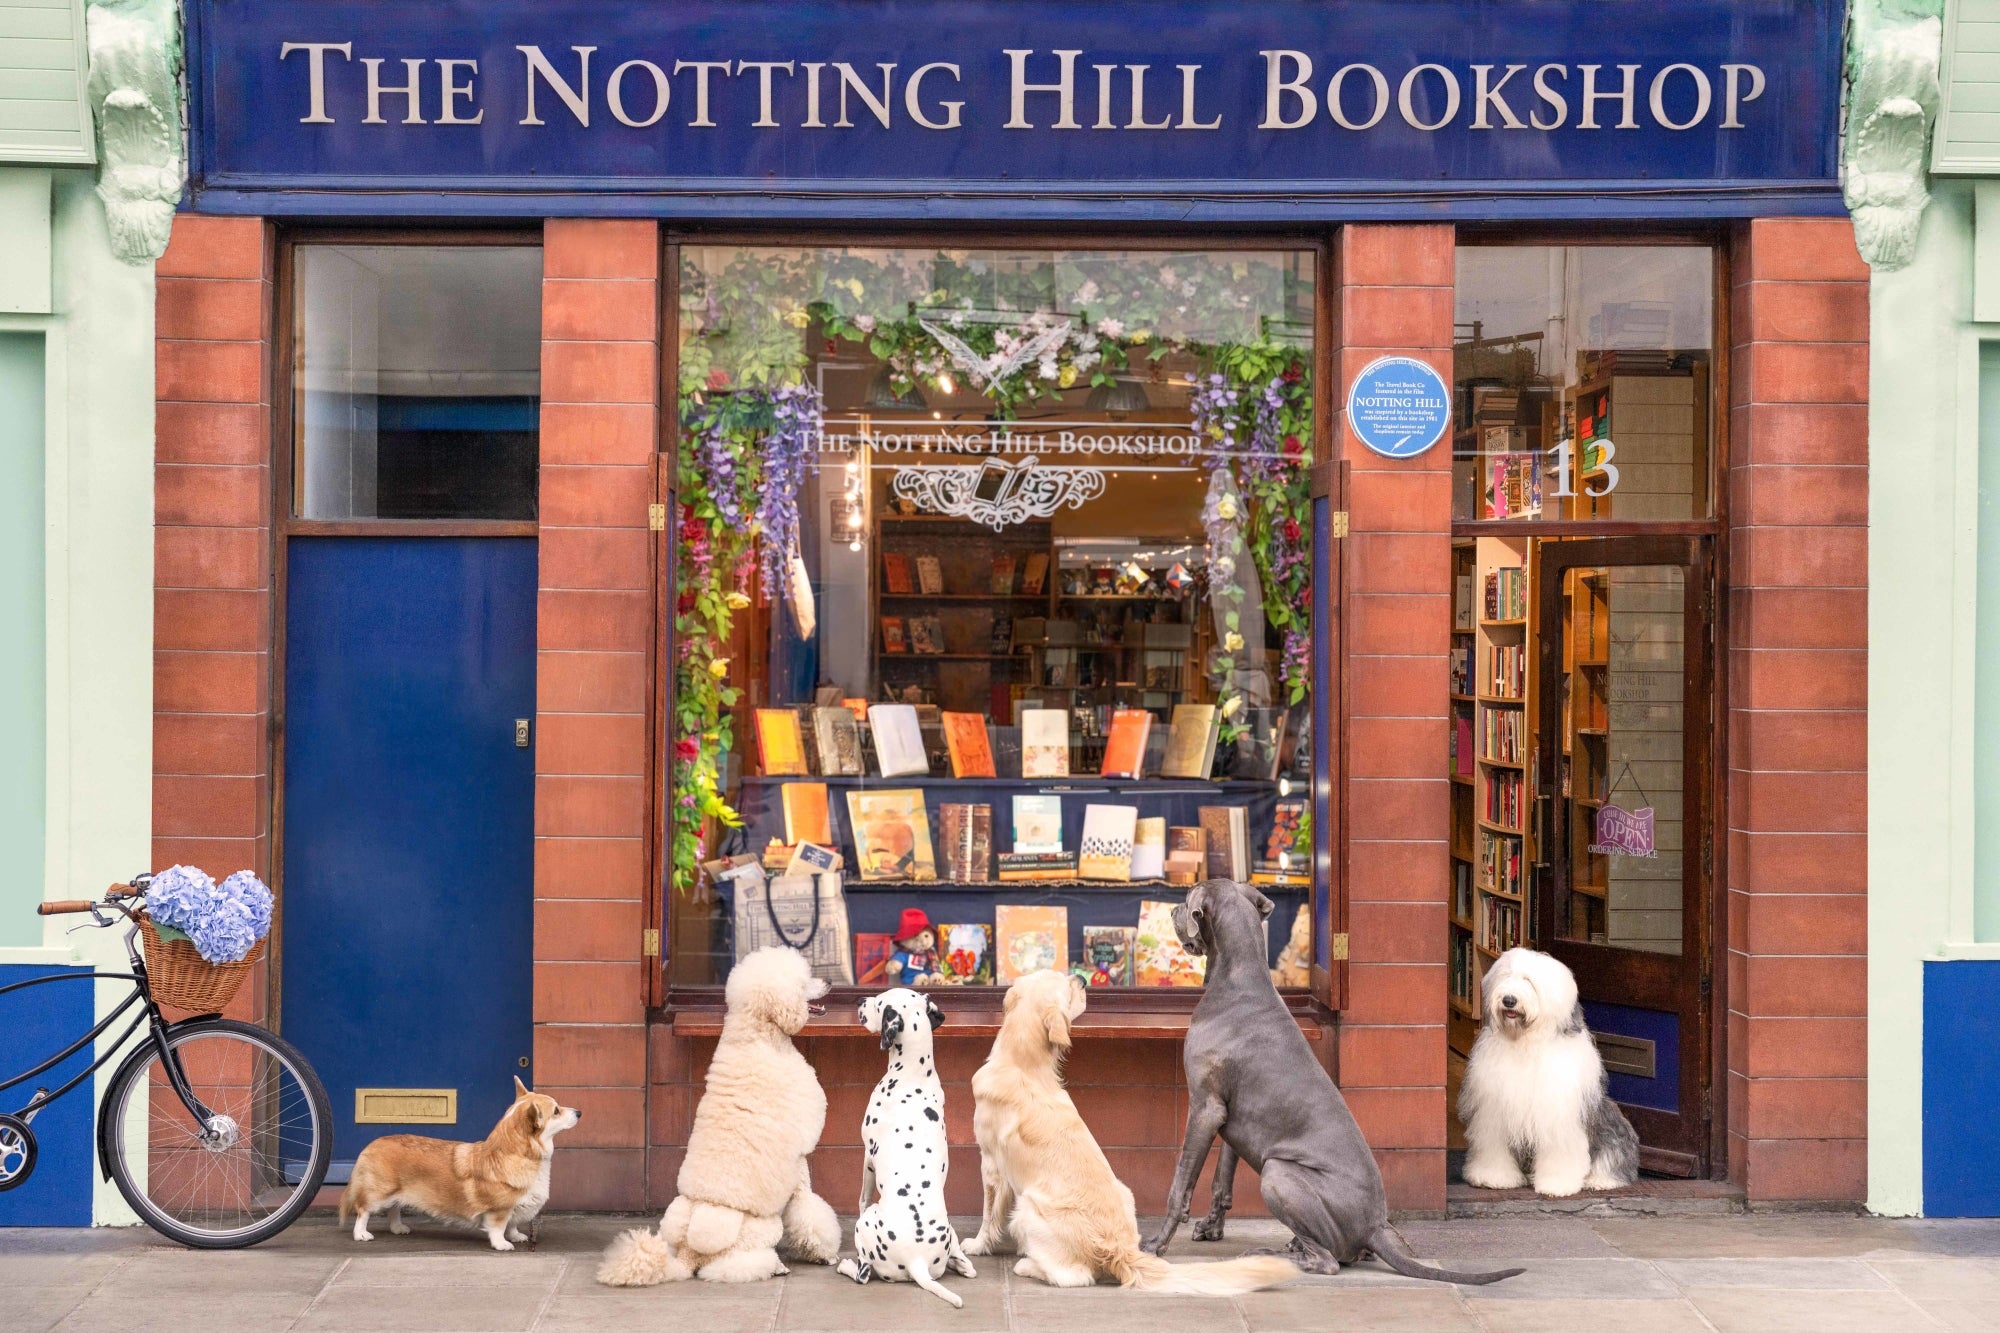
[38,900,97,916]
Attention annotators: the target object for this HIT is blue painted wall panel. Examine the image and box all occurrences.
[1924,960,2000,1216]
[0,967,96,1226]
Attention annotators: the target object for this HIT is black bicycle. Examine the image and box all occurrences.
[0,878,332,1247]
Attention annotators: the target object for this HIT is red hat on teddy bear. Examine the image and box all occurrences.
[895,908,932,941]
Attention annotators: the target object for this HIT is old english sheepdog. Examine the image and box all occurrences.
[1458,947,1640,1197]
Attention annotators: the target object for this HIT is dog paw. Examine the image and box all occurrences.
[951,1256,977,1279]
[490,1237,516,1252]
[1191,1216,1226,1242]
[1138,1236,1169,1257]
[353,1229,374,1242]
[962,1235,995,1256]
[1461,1163,1527,1190]
[506,1229,528,1244]
[1533,1176,1584,1198]
[389,1222,411,1236]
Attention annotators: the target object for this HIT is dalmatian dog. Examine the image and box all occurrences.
[837,988,975,1306]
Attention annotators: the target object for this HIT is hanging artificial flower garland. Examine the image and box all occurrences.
[669,384,826,892]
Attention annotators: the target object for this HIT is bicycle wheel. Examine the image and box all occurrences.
[100,1018,332,1248]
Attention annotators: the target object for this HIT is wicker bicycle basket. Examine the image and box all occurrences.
[138,913,266,1012]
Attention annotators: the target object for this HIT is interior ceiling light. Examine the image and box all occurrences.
[1085,376,1151,418]
[863,366,928,412]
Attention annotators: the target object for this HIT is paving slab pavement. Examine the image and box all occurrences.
[2,1212,1998,1332]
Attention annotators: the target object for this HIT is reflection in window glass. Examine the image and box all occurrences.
[293,246,542,520]
[1452,246,1713,523]
[670,247,1318,990]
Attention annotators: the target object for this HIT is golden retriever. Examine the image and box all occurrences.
[964,969,1298,1293]
[597,947,842,1284]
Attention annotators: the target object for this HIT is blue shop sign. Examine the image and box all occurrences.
[1347,358,1452,460]
[186,0,1845,220]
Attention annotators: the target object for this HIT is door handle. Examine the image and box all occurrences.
[514,718,532,748]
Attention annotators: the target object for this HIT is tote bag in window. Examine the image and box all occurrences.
[733,871,854,985]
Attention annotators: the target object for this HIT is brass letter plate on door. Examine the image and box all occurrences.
[355,1088,459,1125]
[1591,1033,1657,1080]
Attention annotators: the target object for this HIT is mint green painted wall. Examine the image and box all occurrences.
[1981,342,2000,944]
[0,331,43,951]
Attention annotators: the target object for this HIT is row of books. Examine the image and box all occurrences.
[1485,568,1528,621]
[1480,896,1524,954]
[1448,929,1476,1004]
[881,616,950,655]
[882,551,1051,597]
[1452,860,1474,923]
[1482,454,1542,521]
[756,702,1229,782]
[854,901,1204,988]
[1487,643,1526,699]
[775,787,1305,885]
[1478,826,1524,897]
[1480,708,1523,763]
[1449,645,1474,696]
[1483,770,1525,830]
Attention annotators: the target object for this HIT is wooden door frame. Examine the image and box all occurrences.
[1532,532,1715,1172]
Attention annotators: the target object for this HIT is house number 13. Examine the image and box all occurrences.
[1547,438,1619,499]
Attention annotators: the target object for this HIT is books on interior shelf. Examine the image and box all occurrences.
[909,615,945,654]
[1478,827,1523,897]
[997,851,1078,881]
[1481,895,1523,953]
[881,617,909,653]
[1130,817,1167,880]
[939,803,992,883]
[1199,805,1251,882]
[1481,707,1524,763]
[1485,567,1528,620]
[1078,804,1139,881]
[1453,861,1474,921]
[1020,708,1071,778]
[883,553,914,594]
[868,704,930,778]
[996,904,1068,980]
[1487,643,1526,698]
[1098,708,1152,779]
[846,787,938,882]
[785,842,840,877]
[1136,900,1205,987]
[1161,704,1220,780]
[991,556,1017,594]
[813,706,864,777]
[1021,552,1050,595]
[1011,794,1064,853]
[992,619,1014,653]
[782,782,832,846]
[755,708,810,776]
[1454,575,1475,631]
[942,712,997,778]
[917,555,945,595]
[1078,926,1136,985]
[856,933,896,986]
[1454,715,1474,778]
[1450,646,1472,696]
[1483,770,1524,829]
[1164,825,1206,884]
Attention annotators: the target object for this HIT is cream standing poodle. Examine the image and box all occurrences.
[1459,947,1640,1197]
[598,947,842,1284]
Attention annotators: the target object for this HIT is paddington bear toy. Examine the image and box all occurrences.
[884,907,942,986]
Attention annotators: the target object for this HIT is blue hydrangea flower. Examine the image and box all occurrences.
[146,864,273,964]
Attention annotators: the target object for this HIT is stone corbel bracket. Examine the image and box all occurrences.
[86,0,186,265]
[1843,1,1945,272]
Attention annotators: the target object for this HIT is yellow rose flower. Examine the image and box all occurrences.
[724,591,751,609]
[709,658,731,678]
[1217,495,1239,521]
[783,308,810,328]
[1130,328,1152,344]
[1224,631,1244,652]
[1058,365,1078,389]
[1221,695,1243,719]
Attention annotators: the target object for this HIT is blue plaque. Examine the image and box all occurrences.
[1346,356,1452,459]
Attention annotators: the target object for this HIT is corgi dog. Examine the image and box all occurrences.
[340,1077,581,1250]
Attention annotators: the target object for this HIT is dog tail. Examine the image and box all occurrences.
[335,1183,354,1225]
[1116,1250,1301,1294]
[1367,1224,1523,1286]
[596,1227,694,1286]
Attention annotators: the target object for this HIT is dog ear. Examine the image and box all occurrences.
[926,997,946,1032]
[1560,1002,1588,1036]
[859,996,883,1033]
[513,1075,530,1101]
[1043,1002,1073,1051]
[1250,887,1274,921]
[522,1098,547,1132]
[878,1007,905,1051]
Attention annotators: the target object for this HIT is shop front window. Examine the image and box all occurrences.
[292,245,543,521]
[668,245,1318,992]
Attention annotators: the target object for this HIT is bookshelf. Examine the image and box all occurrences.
[1447,541,1479,1023]
[872,514,1051,717]
[1558,566,1612,940]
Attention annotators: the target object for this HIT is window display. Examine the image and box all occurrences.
[667,245,1319,991]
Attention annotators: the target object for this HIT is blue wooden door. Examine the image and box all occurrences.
[281,537,536,1170]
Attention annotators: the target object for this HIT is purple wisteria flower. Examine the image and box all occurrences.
[757,383,824,599]
[146,865,273,965]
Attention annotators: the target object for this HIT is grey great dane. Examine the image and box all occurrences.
[1140,879,1521,1285]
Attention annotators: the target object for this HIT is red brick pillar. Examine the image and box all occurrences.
[153,216,275,1024]
[1334,224,1457,1212]
[535,219,661,1207]
[1725,219,1869,1202]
